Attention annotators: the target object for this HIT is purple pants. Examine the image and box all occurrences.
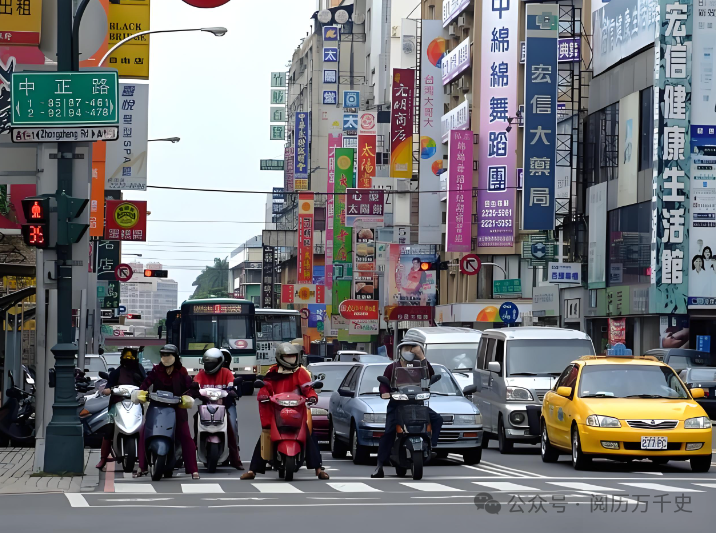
[138,414,198,474]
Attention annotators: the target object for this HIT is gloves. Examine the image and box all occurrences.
[179,395,194,409]
[131,390,148,404]
[307,397,318,406]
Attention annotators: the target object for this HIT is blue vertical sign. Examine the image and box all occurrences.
[294,112,310,189]
[522,4,558,231]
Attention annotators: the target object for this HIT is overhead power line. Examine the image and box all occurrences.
[146,184,517,195]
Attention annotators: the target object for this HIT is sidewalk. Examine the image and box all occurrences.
[0,448,100,494]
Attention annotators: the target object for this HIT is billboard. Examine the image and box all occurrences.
[297,193,314,283]
[104,200,147,241]
[445,129,473,252]
[106,83,148,191]
[294,112,309,190]
[390,68,414,179]
[388,244,438,307]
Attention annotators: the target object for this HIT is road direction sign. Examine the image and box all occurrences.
[300,308,310,319]
[11,71,119,127]
[115,263,133,283]
[460,254,482,276]
[499,302,519,324]
[11,126,119,143]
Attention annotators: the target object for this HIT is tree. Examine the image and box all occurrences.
[190,257,230,299]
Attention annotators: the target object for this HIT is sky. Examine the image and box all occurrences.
[120,0,316,300]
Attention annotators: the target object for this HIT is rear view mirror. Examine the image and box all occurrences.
[463,384,478,396]
[691,387,705,399]
[254,380,265,389]
[338,388,355,398]
[377,376,390,386]
[556,386,573,398]
[487,362,501,374]
[312,381,324,390]
[318,373,326,381]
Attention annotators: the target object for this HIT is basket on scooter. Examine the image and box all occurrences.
[199,404,225,426]
[397,404,430,432]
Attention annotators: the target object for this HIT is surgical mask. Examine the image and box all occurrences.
[401,350,416,362]
[160,355,175,367]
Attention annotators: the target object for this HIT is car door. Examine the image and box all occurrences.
[335,365,359,438]
[547,364,579,448]
[476,337,497,433]
[487,338,506,434]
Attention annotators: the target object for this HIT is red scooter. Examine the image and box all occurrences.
[254,378,323,481]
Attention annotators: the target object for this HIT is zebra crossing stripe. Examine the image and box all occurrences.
[181,483,224,494]
[473,481,540,492]
[548,482,624,492]
[401,482,463,492]
[327,482,382,492]
[252,483,304,493]
[114,483,157,494]
[620,483,704,493]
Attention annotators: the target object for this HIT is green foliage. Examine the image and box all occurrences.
[190,257,230,299]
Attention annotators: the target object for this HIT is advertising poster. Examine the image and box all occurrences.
[358,112,376,188]
[353,227,376,300]
[294,112,310,190]
[523,4,558,231]
[345,188,384,227]
[332,148,355,312]
[297,193,314,283]
[659,315,690,349]
[307,304,327,328]
[104,200,147,241]
[478,0,518,246]
[419,20,446,245]
[617,92,639,207]
[388,244,437,306]
[325,133,342,291]
[608,317,627,346]
[390,68,414,179]
[588,182,608,288]
[106,83,148,191]
[446,129,473,252]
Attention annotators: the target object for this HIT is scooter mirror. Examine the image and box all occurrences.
[234,377,244,387]
[254,380,265,389]
[377,376,391,387]
[312,381,324,390]
[98,371,109,380]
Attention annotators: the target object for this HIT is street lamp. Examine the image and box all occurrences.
[149,137,181,143]
[98,27,228,67]
[123,253,143,258]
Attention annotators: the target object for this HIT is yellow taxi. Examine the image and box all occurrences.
[541,354,712,471]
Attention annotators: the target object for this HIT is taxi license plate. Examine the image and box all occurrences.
[641,436,667,450]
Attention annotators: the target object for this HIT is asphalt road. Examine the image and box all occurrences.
[2,396,716,531]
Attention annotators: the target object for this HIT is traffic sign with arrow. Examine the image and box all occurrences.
[459,254,482,276]
[115,263,133,283]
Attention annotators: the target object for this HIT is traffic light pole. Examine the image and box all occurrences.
[43,0,89,475]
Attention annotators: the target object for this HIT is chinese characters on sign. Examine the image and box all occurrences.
[650,0,692,314]
[297,193,314,283]
[333,148,355,313]
[442,37,471,85]
[106,83,148,191]
[353,228,377,300]
[548,262,582,284]
[390,69,415,178]
[107,1,151,79]
[358,111,377,188]
[557,37,581,62]
[523,5,558,231]
[446,129,473,252]
[345,189,385,227]
[441,98,470,143]
[326,133,342,292]
[262,246,275,309]
[284,146,294,192]
[104,200,147,242]
[294,112,310,190]
[442,0,471,27]
[0,0,41,45]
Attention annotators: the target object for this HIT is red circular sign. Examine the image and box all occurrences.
[182,0,231,7]
[300,308,310,320]
[360,113,375,131]
[115,263,133,282]
[234,340,248,349]
[459,254,482,276]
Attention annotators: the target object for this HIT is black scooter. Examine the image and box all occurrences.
[377,367,441,480]
[142,390,186,481]
[0,371,35,447]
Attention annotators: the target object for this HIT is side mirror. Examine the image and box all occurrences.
[463,384,478,396]
[107,367,115,373]
[429,374,442,385]
[234,377,244,387]
[377,375,391,386]
[312,381,324,390]
[318,373,326,381]
[338,388,355,398]
[254,380,265,389]
[487,361,501,374]
[556,386,573,398]
[256,374,265,380]
[98,371,109,380]
[691,387,705,399]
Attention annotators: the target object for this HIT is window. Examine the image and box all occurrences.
[347,366,361,391]
[639,88,654,171]
[607,201,651,286]
[493,340,505,368]
[477,339,489,370]
[601,103,619,181]
[562,365,580,389]
[339,366,358,391]
[505,340,595,376]
[315,206,326,231]
[367,8,371,32]
[484,338,496,368]
[428,4,435,19]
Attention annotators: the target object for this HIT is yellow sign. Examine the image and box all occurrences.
[107,1,150,79]
[106,45,150,79]
[0,0,42,45]
[114,202,140,228]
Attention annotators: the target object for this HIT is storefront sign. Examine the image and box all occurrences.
[262,246,275,309]
[106,83,148,191]
[548,262,581,284]
[442,0,470,27]
[532,285,560,317]
[558,37,581,62]
[441,37,470,85]
[608,317,627,346]
[326,133,342,292]
[104,200,147,241]
[390,69,414,178]
[281,284,325,305]
[588,182,608,288]
[346,188,384,227]
[297,193,314,283]
[446,129,473,252]
[441,98,470,143]
[339,300,379,321]
[333,148,355,313]
[284,146,294,192]
[353,227,376,300]
[385,306,433,322]
[294,112,310,190]
[0,0,42,45]
[357,114,377,189]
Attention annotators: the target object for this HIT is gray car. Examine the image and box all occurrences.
[328,362,483,465]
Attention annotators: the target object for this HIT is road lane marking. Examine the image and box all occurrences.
[633,472,664,475]
[181,483,224,494]
[327,482,382,492]
[65,494,89,508]
[472,481,538,492]
[479,460,546,478]
[547,482,624,492]
[252,483,303,493]
[693,483,716,489]
[460,463,530,478]
[620,483,704,492]
[101,498,172,502]
[114,484,156,493]
[401,482,463,492]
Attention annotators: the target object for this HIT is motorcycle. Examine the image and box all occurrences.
[254,377,323,481]
[194,383,238,473]
[140,390,187,481]
[377,364,441,480]
[108,385,142,473]
[0,371,35,447]
[78,372,110,449]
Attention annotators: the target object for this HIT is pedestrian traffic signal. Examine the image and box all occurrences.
[20,197,50,249]
[144,269,168,278]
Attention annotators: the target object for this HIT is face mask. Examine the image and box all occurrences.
[161,355,175,367]
[401,350,416,362]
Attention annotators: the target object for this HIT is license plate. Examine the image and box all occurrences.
[641,436,667,450]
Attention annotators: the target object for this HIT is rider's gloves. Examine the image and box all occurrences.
[307,397,318,406]
[179,395,194,409]
[131,390,148,404]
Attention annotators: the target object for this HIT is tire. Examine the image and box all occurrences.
[571,427,591,471]
[330,423,347,459]
[123,437,137,473]
[540,422,560,463]
[498,419,513,454]
[241,382,254,396]
[691,454,711,473]
[207,442,220,473]
[151,454,166,482]
[284,455,295,481]
[395,465,407,477]
[481,434,490,449]
[350,424,369,465]
[651,458,669,466]
[411,452,423,480]
[462,448,482,465]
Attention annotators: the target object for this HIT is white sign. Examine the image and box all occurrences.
[358,111,377,136]
[10,127,119,142]
[692,7,716,124]
[443,0,471,27]
[442,37,470,85]
[348,318,379,335]
[106,83,149,191]
[548,262,582,284]
[564,298,581,320]
[588,182,607,287]
[441,98,470,143]
[532,286,560,317]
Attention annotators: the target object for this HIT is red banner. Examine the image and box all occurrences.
[390,69,415,179]
[297,193,314,283]
[385,305,433,322]
[339,299,379,321]
[358,112,377,188]
[608,318,626,347]
[104,200,147,241]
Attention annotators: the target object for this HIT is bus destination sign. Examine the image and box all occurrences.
[192,304,244,315]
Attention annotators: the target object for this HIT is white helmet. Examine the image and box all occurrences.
[202,347,224,375]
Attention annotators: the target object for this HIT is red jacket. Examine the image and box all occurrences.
[194,368,235,389]
[258,365,317,428]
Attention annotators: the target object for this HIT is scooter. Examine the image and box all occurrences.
[377,365,441,480]
[254,377,323,481]
[195,387,230,473]
[78,372,110,449]
[0,371,35,447]
[140,390,187,481]
[108,384,142,473]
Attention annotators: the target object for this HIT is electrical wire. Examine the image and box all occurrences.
[146,184,511,195]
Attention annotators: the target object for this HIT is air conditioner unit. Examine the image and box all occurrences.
[458,77,470,91]
[444,85,451,96]
[448,24,457,37]
[457,15,467,28]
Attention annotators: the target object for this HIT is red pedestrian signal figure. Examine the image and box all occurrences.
[31,201,43,219]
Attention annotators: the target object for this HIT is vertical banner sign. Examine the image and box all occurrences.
[419,20,446,245]
[298,193,314,284]
[294,112,310,190]
[390,69,415,178]
[106,83,149,191]
[523,5,558,231]
[90,140,106,238]
[284,146,294,192]
[262,246,275,309]
[358,112,377,188]
[97,240,120,309]
[446,130,473,252]
[326,133,342,292]
[650,0,692,314]
[354,227,376,300]
[107,1,151,79]
[478,0,518,247]
[333,148,355,313]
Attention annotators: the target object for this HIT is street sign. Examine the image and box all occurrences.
[499,302,519,324]
[260,159,285,171]
[460,254,482,276]
[493,279,522,298]
[11,126,119,143]
[101,309,115,319]
[118,305,127,315]
[11,71,119,127]
[300,308,310,320]
[115,263,133,283]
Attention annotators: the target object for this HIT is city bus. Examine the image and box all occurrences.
[255,308,301,372]
[166,298,258,391]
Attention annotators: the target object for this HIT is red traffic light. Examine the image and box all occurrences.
[21,197,49,223]
[144,269,168,278]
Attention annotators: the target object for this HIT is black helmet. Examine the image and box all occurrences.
[121,347,138,362]
[220,348,232,369]
[275,342,301,371]
[202,348,224,375]
[160,344,179,357]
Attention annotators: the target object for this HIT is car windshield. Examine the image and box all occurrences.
[505,339,595,377]
[359,364,390,395]
[85,357,106,373]
[429,367,462,396]
[578,364,689,399]
[308,365,353,392]
[424,343,479,371]
[685,368,716,382]
[103,354,121,367]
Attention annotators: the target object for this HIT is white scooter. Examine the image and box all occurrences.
[196,387,230,473]
[109,384,143,473]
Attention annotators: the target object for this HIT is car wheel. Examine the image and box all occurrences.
[350,423,369,465]
[691,454,712,473]
[571,426,591,471]
[462,447,482,465]
[498,418,513,454]
[541,421,560,463]
[481,434,490,449]
[330,422,347,459]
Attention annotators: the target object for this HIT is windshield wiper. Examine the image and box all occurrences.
[581,393,616,398]
[429,391,450,396]
[453,368,473,373]
[624,394,672,399]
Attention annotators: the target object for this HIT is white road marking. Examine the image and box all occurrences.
[693,483,716,489]
[114,484,157,494]
[460,462,530,478]
[65,494,89,508]
[620,483,704,493]
[202,497,277,501]
[480,460,546,478]
[327,482,382,492]
[547,482,624,492]
[401,482,463,492]
[633,472,664,476]
[461,465,525,476]
[252,483,303,493]
[123,473,133,479]
[181,483,224,494]
[101,498,172,502]
[472,481,539,492]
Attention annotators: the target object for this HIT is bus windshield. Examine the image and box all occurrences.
[255,314,300,342]
[181,314,252,355]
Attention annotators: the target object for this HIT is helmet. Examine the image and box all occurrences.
[396,341,424,363]
[160,344,179,357]
[121,347,137,362]
[220,348,232,369]
[202,348,224,375]
[275,342,301,371]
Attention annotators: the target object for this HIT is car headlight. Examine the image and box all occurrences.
[506,387,534,401]
[586,415,621,428]
[278,399,299,407]
[391,393,409,400]
[416,392,431,400]
[362,413,387,425]
[310,407,329,416]
[454,414,480,425]
[684,416,711,429]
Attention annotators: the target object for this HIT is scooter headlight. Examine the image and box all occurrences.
[278,399,299,407]
[391,393,409,400]
[416,393,431,400]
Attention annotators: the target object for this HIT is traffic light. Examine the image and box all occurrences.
[421,261,449,271]
[21,196,50,248]
[56,192,89,245]
[144,269,168,278]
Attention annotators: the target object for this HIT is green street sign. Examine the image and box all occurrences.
[260,159,285,171]
[493,279,522,297]
[11,71,119,126]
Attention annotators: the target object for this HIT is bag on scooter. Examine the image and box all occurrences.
[260,429,273,461]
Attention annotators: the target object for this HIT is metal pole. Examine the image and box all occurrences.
[44,0,84,475]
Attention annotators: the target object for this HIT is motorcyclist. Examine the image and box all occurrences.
[95,347,147,470]
[240,342,329,480]
[371,341,444,479]
[133,344,200,480]
[192,348,244,469]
